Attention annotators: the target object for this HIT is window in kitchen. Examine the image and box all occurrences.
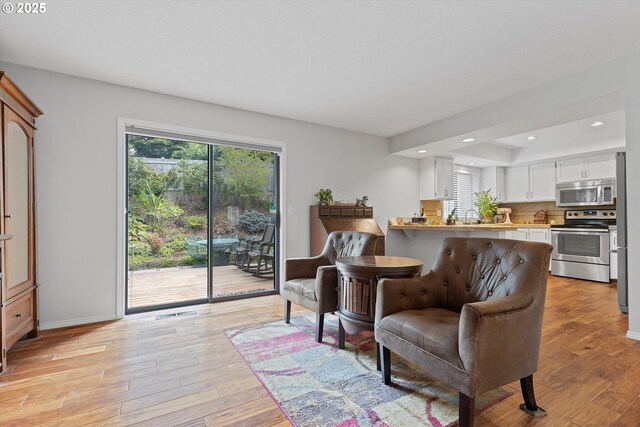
[443,171,479,221]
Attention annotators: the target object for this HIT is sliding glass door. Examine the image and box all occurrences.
[125,133,279,313]
[211,146,278,298]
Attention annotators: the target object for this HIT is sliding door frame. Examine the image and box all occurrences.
[116,118,287,317]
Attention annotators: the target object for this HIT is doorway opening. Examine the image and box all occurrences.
[125,132,280,313]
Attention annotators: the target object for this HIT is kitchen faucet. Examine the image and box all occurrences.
[465,209,478,224]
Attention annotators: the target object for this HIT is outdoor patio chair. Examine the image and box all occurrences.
[234,224,275,269]
[245,233,275,275]
[185,236,207,266]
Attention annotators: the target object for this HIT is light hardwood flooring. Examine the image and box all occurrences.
[127,265,274,309]
[1,275,639,426]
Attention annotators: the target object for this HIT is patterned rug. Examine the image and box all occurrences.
[226,313,513,427]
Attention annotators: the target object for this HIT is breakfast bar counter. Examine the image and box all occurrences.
[386,223,550,271]
[388,223,551,231]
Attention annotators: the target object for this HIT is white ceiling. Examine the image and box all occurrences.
[1,1,640,137]
[447,110,626,167]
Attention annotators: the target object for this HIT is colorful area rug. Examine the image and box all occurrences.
[226,313,512,427]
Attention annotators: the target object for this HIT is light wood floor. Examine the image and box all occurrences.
[1,275,639,426]
[128,265,274,309]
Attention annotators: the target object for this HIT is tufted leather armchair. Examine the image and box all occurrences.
[281,231,377,342]
[375,237,553,427]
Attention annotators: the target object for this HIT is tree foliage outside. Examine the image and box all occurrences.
[126,137,275,270]
[238,210,269,234]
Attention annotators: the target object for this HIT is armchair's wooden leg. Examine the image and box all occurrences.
[519,375,547,417]
[338,318,345,349]
[376,343,381,371]
[316,313,324,343]
[459,392,475,427]
[381,345,391,385]
[284,300,291,324]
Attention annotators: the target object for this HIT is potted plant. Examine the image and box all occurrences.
[314,188,333,205]
[476,190,499,223]
[446,208,457,225]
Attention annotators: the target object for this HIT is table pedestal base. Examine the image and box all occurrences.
[338,317,381,371]
[335,256,423,373]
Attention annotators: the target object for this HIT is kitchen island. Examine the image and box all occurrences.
[386,223,550,271]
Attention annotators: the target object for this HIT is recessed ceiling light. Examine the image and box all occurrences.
[417,149,428,153]
[468,162,477,166]
[526,135,537,141]
[462,138,476,143]
[590,121,605,127]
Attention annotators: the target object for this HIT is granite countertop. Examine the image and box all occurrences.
[388,224,551,231]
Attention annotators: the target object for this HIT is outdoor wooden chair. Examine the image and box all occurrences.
[234,224,275,269]
[245,233,275,275]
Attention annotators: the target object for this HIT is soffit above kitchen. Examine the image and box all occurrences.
[399,108,625,167]
[1,2,640,137]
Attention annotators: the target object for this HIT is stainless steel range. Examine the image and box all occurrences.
[551,209,615,283]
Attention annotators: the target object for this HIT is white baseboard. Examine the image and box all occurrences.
[626,330,640,341]
[39,314,121,331]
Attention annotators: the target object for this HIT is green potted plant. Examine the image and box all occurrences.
[476,190,499,223]
[314,188,333,205]
[446,208,457,225]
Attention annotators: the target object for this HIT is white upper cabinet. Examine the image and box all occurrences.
[555,157,584,182]
[480,166,506,202]
[529,162,556,201]
[556,153,616,182]
[504,162,556,203]
[505,165,530,202]
[419,157,454,200]
[584,153,616,180]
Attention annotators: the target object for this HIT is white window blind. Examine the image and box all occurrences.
[443,172,479,220]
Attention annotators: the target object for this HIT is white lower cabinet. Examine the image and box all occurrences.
[504,228,551,270]
[505,228,550,243]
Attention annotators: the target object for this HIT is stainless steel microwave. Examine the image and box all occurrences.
[556,178,615,207]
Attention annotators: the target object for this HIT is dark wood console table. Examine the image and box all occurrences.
[335,256,423,360]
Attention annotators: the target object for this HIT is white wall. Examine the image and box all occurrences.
[390,52,640,339]
[0,62,419,329]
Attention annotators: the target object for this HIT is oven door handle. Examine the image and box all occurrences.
[550,229,609,234]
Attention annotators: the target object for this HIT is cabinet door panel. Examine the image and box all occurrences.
[513,229,529,241]
[529,162,556,201]
[585,153,616,180]
[528,229,550,243]
[3,114,35,299]
[441,158,454,200]
[505,166,529,202]
[556,158,584,182]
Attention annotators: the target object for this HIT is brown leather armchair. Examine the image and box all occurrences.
[281,231,377,342]
[375,237,553,427]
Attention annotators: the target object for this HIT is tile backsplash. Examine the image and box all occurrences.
[418,200,566,224]
[499,201,565,225]
[419,200,444,223]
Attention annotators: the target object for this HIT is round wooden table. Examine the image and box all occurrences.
[335,256,423,356]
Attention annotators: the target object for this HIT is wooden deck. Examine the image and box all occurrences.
[127,265,274,309]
